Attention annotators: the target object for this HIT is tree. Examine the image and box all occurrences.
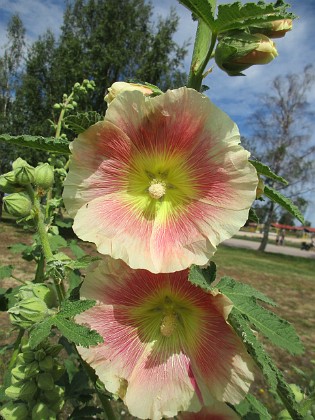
[0,14,25,133]
[10,0,187,137]
[244,66,315,251]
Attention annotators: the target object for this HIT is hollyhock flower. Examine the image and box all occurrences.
[76,258,254,420]
[63,87,257,273]
[179,402,240,419]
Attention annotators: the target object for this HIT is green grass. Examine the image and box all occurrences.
[213,245,315,280]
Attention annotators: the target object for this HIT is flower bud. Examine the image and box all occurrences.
[37,372,55,391]
[0,174,24,194]
[3,192,32,218]
[32,402,56,420]
[12,157,29,170]
[39,355,54,371]
[0,402,29,420]
[5,380,37,401]
[248,19,292,39]
[105,81,154,104]
[256,176,265,199]
[215,32,278,76]
[14,164,35,185]
[34,163,54,190]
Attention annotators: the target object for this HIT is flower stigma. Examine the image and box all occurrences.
[148,179,167,200]
[160,296,179,337]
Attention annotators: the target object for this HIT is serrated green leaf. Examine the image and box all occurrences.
[29,318,54,348]
[0,134,70,154]
[64,111,103,134]
[188,262,217,290]
[69,240,86,259]
[217,277,276,306]
[229,309,277,390]
[220,278,303,354]
[215,1,295,33]
[69,256,100,270]
[248,208,259,223]
[0,265,13,279]
[59,299,97,318]
[264,186,305,223]
[179,0,215,29]
[54,317,103,347]
[8,243,30,254]
[249,160,288,185]
[236,393,272,419]
[48,234,68,252]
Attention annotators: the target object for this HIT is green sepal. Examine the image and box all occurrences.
[263,185,305,223]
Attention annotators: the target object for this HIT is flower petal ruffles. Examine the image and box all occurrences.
[63,87,258,273]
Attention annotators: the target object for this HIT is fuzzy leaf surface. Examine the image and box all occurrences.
[188,262,217,290]
[54,317,103,347]
[59,299,97,318]
[29,318,54,348]
[250,160,288,185]
[0,134,70,154]
[236,393,272,419]
[178,0,215,29]
[0,265,13,280]
[215,1,295,33]
[264,186,305,223]
[218,277,303,354]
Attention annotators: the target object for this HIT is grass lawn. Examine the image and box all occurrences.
[1,220,314,417]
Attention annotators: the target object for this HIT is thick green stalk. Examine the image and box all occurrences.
[187,1,217,91]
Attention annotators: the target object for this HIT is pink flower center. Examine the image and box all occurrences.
[148,179,166,200]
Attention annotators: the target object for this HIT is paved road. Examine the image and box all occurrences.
[223,238,315,259]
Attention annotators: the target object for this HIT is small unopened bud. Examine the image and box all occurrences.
[105,81,154,104]
[12,157,29,170]
[0,175,24,194]
[53,103,61,109]
[37,372,54,391]
[14,164,35,185]
[17,282,57,308]
[3,192,32,218]
[34,163,54,190]
[32,402,56,419]
[5,380,37,401]
[39,355,54,371]
[215,32,278,76]
[0,402,29,420]
[248,19,293,39]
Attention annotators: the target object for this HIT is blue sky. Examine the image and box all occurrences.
[0,0,315,224]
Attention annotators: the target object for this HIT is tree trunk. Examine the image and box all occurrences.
[259,201,274,252]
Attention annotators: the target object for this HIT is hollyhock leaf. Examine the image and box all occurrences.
[59,299,97,318]
[248,208,259,223]
[68,239,86,258]
[249,160,288,185]
[178,0,215,30]
[63,87,258,273]
[0,134,70,154]
[236,393,272,419]
[188,262,217,290]
[66,255,100,271]
[48,234,67,252]
[215,1,295,34]
[76,258,254,419]
[263,186,304,223]
[29,318,54,348]
[217,277,276,306]
[64,111,103,135]
[0,265,13,280]
[54,317,103,347]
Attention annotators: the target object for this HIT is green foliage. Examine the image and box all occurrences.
[179,0,294,34]
[0,265,13,279]
[217,277,303,354]
[236,393,272,419]
[0,134,70,155]
[188,261,217,289]
[64,111,103,135]
[250,160,288,185]
[29,299,103,348]
[264,186,305,224]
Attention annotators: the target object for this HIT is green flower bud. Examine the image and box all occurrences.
[0,402,29,420]
[248,19,293,39]
[14,164,35,185]
[24,360,39,376]
[35,348,47,361]
[44,385,64,404]
[34,163,54,190]
[39,355,54,371]
[37,372,54,391]
[51,364,65,381]
[3,192,32,218]
[22,350,35,363]
[32,402,56,420]
[12,157,29,170]
[5,380,37,401]
[4,170,17,183]
[46,344,63,357]
[74,82,81,89]
[18,282,57,308]
[215,32,278,76]
[53,103,61,109]
[11,366,27,381]
[0,174,24,193]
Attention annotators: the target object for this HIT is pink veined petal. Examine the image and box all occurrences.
[77,258,254,419]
